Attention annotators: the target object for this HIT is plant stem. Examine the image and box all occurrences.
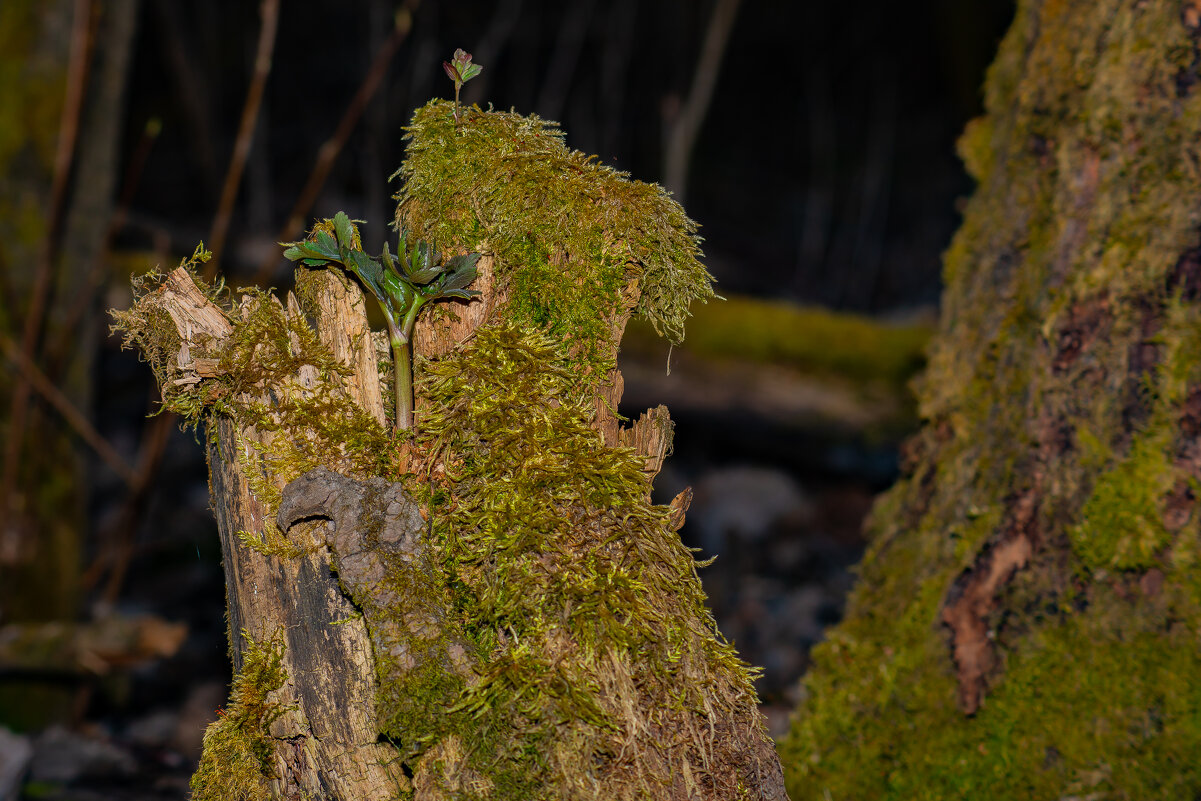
[388,297,425,431]
[391,332,413,431]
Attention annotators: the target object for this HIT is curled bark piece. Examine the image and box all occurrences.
[278,468,476,748]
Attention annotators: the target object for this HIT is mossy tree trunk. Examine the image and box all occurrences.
[780,1,1201,797]
[117,101,787,800]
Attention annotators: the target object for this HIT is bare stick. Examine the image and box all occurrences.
[1,0,96,521]
[203,0,281,281]
[254,1,419,286]
[662,0,742,203]
[47,117,162,372]
[97,407,175,603]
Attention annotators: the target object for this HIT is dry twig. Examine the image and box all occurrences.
[0,333,136,488]
[204,0,281,280]
[662,0,742,203]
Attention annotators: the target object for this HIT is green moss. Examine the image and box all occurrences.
[956,116,996,185]
[1073,300,1201,570]
[191,632,291,801]
[784,581,1201,799]
[394,100,714,398]
[1072,427,1174,570]
[117,100,758,798]
[406,321,766,797]
[625,294,932,386]
[780,1,1201,797]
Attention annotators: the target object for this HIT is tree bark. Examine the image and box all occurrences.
[780,1,1201,797]
[0,0,137,729]
[152,268,406,799]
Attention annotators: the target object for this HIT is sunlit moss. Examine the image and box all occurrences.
[395,100,714,399]
[190,632,290,801]
[114,97,772,798]
[409,321,769,797]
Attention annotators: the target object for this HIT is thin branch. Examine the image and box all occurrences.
[150,0,219,200]
[47,118,163,375]
[97,408,175,603]
[662,0,742,203]
[254,0,419,286]
[0,333,136,488]
[598,0,637,159]
[203,0,281,281]
[792,66,836,299]
[1,0,96,521]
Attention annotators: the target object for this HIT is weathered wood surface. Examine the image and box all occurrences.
[155,266,405,799]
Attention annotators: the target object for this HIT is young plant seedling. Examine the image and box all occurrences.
[282,212,480,431]
[442,48,482,122]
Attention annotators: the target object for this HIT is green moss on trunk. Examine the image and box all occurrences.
[191,633,290,801]
[779,0,1201,797]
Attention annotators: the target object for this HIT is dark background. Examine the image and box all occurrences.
[121,0,1011,308]
[8,0,1014,795]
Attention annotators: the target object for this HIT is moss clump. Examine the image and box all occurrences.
[116,98,768,798]
[191,633,290,801]
[395,100,714,398]
[410,321,771,798]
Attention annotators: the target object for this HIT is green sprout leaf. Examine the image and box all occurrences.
[443,48,482,121]
[442,48,480,85]
[281,217,481,431]
[438,253,482,293]
[332,211,356,249]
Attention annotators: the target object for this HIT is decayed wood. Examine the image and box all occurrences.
[594,276,643,448]
[160,268,233,342]
[303,269,386,426]
[412,254,501,360]
[153,267,406,799]
[619,404,674,478]
[148,253,762,797]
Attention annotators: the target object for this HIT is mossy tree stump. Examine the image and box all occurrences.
[779,1,1201,797]
[114,102,786,800]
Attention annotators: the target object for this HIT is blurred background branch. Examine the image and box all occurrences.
[661,0,741,203]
